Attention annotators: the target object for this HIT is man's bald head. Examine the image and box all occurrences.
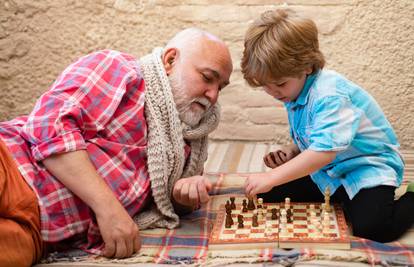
[165,28,224,54]
[162,28,233,127]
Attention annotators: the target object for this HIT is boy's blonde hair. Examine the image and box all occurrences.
[241,9,325,87]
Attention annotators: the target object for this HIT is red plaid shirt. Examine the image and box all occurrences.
[0,50,156,254]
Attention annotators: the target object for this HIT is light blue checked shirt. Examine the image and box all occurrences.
[285,69,404,199]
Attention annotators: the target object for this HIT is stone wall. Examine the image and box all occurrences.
[1,0,413,147]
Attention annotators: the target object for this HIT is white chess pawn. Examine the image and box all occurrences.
[285,197,291,210]
[322,211,330,234]
[280,208,287,224]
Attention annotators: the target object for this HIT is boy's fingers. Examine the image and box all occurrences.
[278,151,287,162]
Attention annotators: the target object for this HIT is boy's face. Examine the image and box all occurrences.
[263,70,309,103]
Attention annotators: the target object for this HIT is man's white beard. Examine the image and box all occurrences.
[169,69,211,127]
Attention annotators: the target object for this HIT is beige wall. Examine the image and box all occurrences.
[1,0,413,147]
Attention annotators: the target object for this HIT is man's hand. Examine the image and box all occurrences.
[172,176,213,209]
[263,144,300,168]
[244,172,277,198]
[96,202,141,258]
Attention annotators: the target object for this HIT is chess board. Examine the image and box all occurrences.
[209,196,351,250]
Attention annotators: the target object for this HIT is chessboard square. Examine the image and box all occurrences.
[292,228,308,233]
[236,228,251,234]
[251,228,264,233]
[223,229,236,234]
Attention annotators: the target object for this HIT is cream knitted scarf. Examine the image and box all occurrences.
[134,47,220,229]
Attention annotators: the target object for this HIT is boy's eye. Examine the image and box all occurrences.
[277,82,286,87]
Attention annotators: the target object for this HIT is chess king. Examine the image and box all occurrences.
[242,8,414,243]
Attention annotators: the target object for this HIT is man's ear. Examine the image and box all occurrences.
[163,48,178,75]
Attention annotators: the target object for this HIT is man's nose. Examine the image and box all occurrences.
[205,85,219,105]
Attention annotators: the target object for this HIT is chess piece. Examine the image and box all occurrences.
[237,214,244,228]
[287,209,293,223]
[230,196,236,210]
[280,208,287,224]
[247,197,255,210]
[324,187,331,212]
[225,200,231,212]
[271,208,278,220]
[225,208,233,225]
[252,212,259,227]
[257,197,263,209]
[242,199,248,212]
[322,211,330,235]
[284,197,291,210]
[225,213,233,228]
[257,206,263,219]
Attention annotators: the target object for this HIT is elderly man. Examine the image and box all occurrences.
[0,28,233,266]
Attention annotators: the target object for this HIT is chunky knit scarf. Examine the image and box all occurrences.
[134,48,220,229]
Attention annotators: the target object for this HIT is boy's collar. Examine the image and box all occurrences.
[287,70,319,108]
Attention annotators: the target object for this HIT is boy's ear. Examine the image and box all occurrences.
[163,48,178,75]
[305,66,313,75]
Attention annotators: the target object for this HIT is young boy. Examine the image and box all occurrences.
[241,8,414,242]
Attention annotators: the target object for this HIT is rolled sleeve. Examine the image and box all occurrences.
[31,130,87,161]
[308,96,361,152]
[20,50,140,162]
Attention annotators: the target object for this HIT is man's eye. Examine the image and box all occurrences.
[202,74,212,82]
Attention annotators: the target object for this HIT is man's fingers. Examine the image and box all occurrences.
[198,180,210,204]
[133,235,141,254]
[103,239,116,258]
[125,238,134,258]
[204,177,213,192]
[188,182,199,206]
[172,181,183,203]
[114,239,128,258]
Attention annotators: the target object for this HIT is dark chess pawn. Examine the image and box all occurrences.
[252,213,259,227]
[271,208,278,220]
[237,214,244,228]
[242,199,248,212]
[230,196,236,210]
[287,209,293,223]
[225,213,233,228]
[226,208,233,225]
[247,198,255,210]
[225,200,231,212]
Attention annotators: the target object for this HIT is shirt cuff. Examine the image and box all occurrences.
[31,130,87,161]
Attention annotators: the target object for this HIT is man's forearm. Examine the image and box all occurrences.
[42,150,122,216]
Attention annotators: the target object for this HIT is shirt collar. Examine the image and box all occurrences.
[286,71,319,109]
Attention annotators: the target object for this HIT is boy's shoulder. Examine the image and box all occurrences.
[311,69,363,100]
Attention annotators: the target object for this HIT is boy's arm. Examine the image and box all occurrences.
[245,149,336,197]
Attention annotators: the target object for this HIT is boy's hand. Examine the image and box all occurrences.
[244,172,276,198]
[263,144,299,168]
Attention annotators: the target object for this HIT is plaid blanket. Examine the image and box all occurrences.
[41,173,414,266]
